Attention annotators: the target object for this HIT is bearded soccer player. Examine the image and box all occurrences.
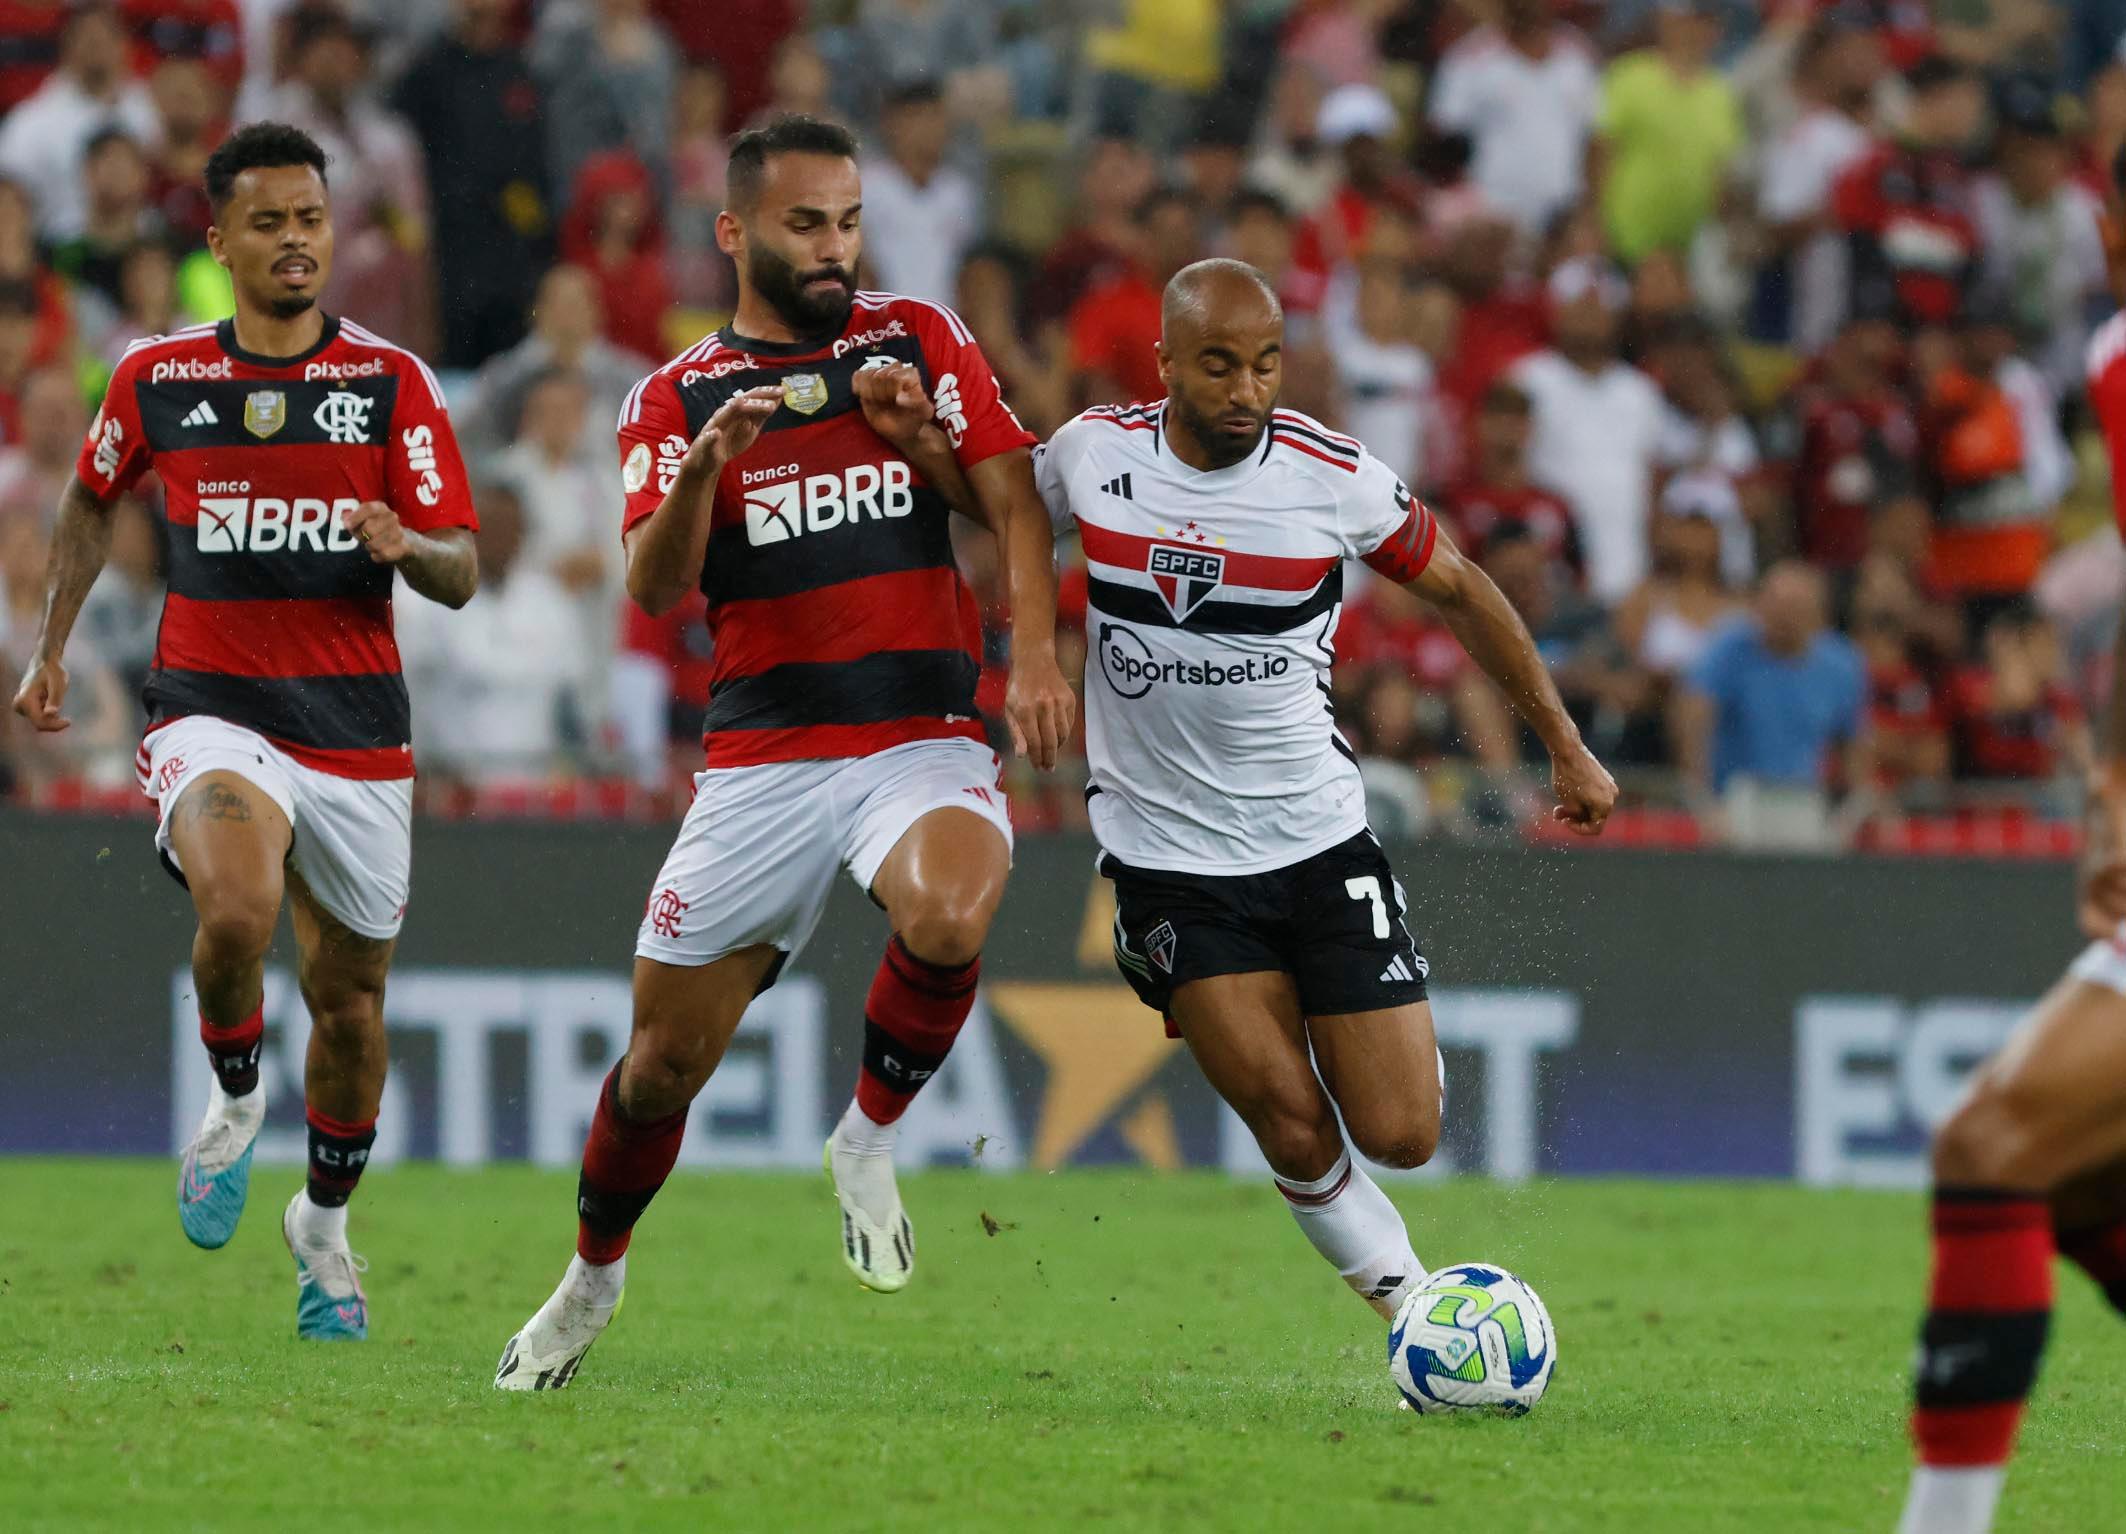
[495,116,1072,1389]
[9,123,478,1340]
[1890,159,2126,1534]
[1028,260,1612,1338]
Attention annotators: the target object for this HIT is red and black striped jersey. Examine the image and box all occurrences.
[616,291,1033,769]
[80,315,477,779]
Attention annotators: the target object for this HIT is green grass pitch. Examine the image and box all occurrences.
[2,1161,2122,1532]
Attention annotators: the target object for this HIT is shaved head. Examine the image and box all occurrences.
[1157,259,1284,469]
[1161,258,1282,346]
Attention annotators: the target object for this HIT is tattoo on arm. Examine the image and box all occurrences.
[31,475,118,661]
[400,528,479,609]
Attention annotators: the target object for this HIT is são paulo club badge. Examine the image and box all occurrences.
[1148,545,1224,622]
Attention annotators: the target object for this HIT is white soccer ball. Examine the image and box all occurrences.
[1388,1261,1557,1415]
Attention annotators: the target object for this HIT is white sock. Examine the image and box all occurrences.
[289,1191,349,1249]
[1897,1466,2005,1534]
[206,1076,264,1132]
[833,1098,899,1158]
[561,1253,626,1309]
[1275,1149,1424,1317]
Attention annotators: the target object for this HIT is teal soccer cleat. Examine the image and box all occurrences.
[282,1195,369,1341]
[176,1083,263,1250]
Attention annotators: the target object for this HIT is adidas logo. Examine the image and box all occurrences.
[1099,472,1133,500]
[1379,953,1418,984]
[181,401,219,428]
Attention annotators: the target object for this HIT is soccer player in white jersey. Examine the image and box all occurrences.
[1033,259,1616,1331]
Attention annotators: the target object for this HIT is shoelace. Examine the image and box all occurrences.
[296,1246,369,1301]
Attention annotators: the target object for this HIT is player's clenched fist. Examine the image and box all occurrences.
[340,500,412,564]
[853,363,934,450]
[10,654,69,732]
[1550,743,1617,837]
[682,385,783,481]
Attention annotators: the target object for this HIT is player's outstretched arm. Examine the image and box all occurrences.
[624,384,782,615]
[1408,532,1617,835]
[9,474,118,732]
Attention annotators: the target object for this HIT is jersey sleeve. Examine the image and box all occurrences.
[911,301,1035,469]
[616,370,693,540]
[1344,447,1440,582]
[1032,431,1076,540]
[2088,321,2126,540]
[75,353,152,500]
[387,358,478,532]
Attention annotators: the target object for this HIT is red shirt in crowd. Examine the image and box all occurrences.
[1950,668,2081,780]
[1830,143,1980,328]
[1786,389,1921,569]
[1068,267,1164,407]
[1443,478,1583,585]
[1866,656,1947,786]
[0,1,64,113]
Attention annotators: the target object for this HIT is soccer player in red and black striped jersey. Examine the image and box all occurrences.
[10,123,478,1342]
[495,116,1074,1390]
[1889,149,2126,1534]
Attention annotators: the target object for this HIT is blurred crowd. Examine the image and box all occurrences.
[3,0,2126,845]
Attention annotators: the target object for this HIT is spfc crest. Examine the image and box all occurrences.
[243,390,286,439]
[782,372,829,415]
[1148,544,1224,622]
[1146,920,1177,975]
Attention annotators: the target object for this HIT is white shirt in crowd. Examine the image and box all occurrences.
[1512,349,1668,604]
[1656,406,1761,588]
[397,572,592,786]
[1756,105,1872,352]
[1428,24,1600,236]
[0,73,159,239]
[1325,309,1436,489]
[856,154,981,306]
[1974,175,2109,397]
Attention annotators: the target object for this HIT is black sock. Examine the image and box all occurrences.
[305,1107,377,1208]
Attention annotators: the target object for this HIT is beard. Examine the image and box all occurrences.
[1170,391,1273,469]
[747,243,856,337]
[268,290,318,320]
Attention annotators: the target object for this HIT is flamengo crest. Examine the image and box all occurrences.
[1148,544,1223,622]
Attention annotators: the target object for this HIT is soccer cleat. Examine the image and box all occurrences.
[282,1195,368,1341]
[495,1257,624,1391]
[176,1081,264,1250]
[824,1138,914,1293]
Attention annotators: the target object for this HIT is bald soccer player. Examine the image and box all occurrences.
[914,258,1612,1349]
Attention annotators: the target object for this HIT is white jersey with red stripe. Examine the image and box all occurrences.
[1036,401,1439,875]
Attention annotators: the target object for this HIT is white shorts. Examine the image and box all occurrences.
[2068,935,2126,997]
[139,715,415,941]
[637,736,1013,968]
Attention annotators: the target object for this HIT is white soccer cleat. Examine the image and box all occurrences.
[824,1137,914,1293]
[494,1256,624,1391]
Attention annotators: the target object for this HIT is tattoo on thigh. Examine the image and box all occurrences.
[189,784,253,823]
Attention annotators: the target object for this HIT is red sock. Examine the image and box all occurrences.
[1912,1188,2053,1468]
[575,1061,688,1264]
[201,1003,264,1097]
[2056,1217,2126,1316]
[854,935,979,1126]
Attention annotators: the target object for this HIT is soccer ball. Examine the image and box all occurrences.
[1388,1262,1556,1415]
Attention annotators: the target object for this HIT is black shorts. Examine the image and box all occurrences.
[1103,830,1428,1025]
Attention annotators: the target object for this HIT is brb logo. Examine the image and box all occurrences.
[197,495,364,554]
[1149,545,1224,621]
[1097,623,1291,699]
[742,460,913,546]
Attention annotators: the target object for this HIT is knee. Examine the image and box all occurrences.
[898,888,996,970]
[1932,1073,2053,1190]
[1248,1092,1346,1183]
[624,1022,720,1112]
[1346,1094,1441,1172]
[299,970,384,1051]
[194,884,278,965]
